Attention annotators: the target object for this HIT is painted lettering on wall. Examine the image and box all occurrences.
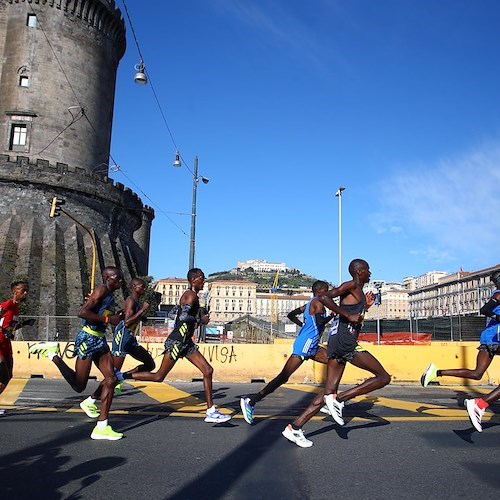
[145,344,238,364]
[26,342,77,359]
[25,342,238,364]
[199,345,237,364]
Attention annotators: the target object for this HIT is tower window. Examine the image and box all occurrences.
[27,14,37,28]
[19,76,29,87]
[9,124,27,149]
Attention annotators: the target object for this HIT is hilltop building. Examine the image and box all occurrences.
[237,259,289,273]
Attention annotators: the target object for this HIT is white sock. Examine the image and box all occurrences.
[48,351,57,361]
[97,419,108,430]
[85,396,96,405]
[206,405,216,414]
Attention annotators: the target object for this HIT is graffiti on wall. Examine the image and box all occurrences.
[25,342,238,364]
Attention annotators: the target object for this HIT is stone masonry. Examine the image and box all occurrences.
[0,1,155,336]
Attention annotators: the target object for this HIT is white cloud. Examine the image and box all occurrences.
[379,140,500,262]
[409,247,454,263]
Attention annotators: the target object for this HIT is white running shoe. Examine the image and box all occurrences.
[205,408,231,423]
[324,394,345,426]
[465,398,485,433]
[282,424,313,448]
[240,397,254,424]
[319,404,331,415]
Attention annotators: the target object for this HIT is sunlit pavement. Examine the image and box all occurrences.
[1,379,499,499]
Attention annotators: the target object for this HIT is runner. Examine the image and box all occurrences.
[421,270,500,432]
[282,259,391,447]
[29,267,124,440]
[240,280,336,424]
[123,268,231,423]
[0,280,30,398]
[80,277,154,409]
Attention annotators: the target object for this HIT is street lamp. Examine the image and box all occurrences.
[335,186,345,284]
[134,60,147,85]
[173,152,209,270]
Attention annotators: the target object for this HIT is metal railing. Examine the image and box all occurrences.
[14,314,487,343]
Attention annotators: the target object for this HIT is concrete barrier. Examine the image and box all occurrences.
[13,341,500,385]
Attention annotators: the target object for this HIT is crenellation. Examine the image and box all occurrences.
[0,0,152,326]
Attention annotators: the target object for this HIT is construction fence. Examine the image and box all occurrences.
[14,314,487,345]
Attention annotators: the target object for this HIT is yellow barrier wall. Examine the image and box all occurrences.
[13,341,500,385]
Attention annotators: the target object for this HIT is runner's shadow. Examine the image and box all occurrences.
[191,387,229,402]
[0,424,126,499]
[308,418,390,440]
[453,421,500,443]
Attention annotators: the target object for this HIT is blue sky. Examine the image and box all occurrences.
[110,0,500,285]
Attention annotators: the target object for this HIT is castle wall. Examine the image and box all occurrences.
[0,154,154,323]
[0,2,155,332]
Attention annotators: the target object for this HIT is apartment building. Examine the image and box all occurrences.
[155,277,209,309]
[207,279,257,323]
[364,282,409,320]
[255,292,312,321]
[408,264,500,318]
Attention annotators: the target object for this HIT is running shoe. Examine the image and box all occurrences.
[204,409,232,423]
[115,382,123,396]
[420,363,438,387]
[282,424,313,448]
[319,404,331,415]
[91,424,123,440]
[465,398,484,433]
[240,397,254,424]
[324,394,345,426]
[80,399,100,418]
[28,341,59,358]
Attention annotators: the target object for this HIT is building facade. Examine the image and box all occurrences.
[364,282,409,320]
[207,279,257,323]
[408,265,500,319]
[255,292,312,321]
[0,1,154,320]
[155,277,190,308]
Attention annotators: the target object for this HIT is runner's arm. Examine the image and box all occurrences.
[287,306,305,327]
[315,312,336,327]
[480,293,500,321]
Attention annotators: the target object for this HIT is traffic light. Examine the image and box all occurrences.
[49,196,65,217]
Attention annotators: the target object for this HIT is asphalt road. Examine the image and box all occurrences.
[0,379,499,499]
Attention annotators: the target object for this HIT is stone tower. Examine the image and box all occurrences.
[0,0,154,335]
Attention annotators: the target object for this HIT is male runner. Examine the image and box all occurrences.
[282,259,391,447]
[29,267,124,440]
[0,280,30,398]
[421,270,500,432]
[123,268,231,423]
[80,277,155,410]
[240,280,336,424]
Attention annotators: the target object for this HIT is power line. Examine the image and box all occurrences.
[27,2,191,236]
[120,0,195,177]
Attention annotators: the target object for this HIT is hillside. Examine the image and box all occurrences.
[207,269,324,292]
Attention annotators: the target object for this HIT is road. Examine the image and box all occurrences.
[0,379,499,499]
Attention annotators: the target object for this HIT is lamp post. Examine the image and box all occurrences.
[173,152,209,270]
[335,186,345,284]
[189,156,199,270]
